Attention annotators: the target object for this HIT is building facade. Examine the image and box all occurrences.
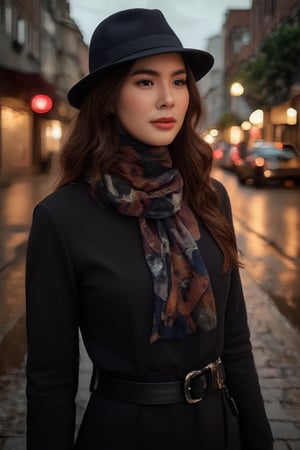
[0,0,88,182]
[249,0,300,147]
[202,0,300,149]
[199,33,226,130]
[199,8,253,138]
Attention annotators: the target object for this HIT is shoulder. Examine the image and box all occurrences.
[39,181,90,209]
[32,181,103,227]
[210,177,233,224]
[210,177,230,204]
[210,177,228,198]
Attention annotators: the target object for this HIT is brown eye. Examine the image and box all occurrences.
[174,79,187,86]
[137,79,154,87]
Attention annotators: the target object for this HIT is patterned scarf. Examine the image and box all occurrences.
[101,136,217,343]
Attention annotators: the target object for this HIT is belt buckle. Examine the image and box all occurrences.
[210,358,225,390]
[184,369,206,404]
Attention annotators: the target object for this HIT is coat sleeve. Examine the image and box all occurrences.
[213,179,273,450]
[26,202,80,450]
[222,268,273,450]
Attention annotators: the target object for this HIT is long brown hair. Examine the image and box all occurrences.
[56,60,240,271]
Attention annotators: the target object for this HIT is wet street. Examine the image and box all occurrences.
[212,166,300,333]
[0,175,56,449]
[0,171,300,449]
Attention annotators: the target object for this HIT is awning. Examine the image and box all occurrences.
[0,67,73,120]
[0,67,57,102]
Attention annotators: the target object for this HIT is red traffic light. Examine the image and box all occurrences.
[31,94,53,113]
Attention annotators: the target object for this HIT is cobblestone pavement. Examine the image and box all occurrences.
[0,174,300,449]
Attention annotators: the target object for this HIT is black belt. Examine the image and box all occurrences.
[95,357,226,405]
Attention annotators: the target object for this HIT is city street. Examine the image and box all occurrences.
[0,171,300,449]
[212,166,300,333]
[1,0,299,448]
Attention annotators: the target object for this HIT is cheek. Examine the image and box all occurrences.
[182,91,190,114]
[177,92,190,125]
[115,95,146,136]
[116,89,146,122]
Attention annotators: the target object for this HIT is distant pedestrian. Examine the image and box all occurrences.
[25,8,273,450]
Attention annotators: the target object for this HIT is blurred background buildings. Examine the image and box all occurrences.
[0,0,299,184]
[200,0,300,150]
[0,0,87,183]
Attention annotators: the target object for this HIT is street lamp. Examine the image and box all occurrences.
[230,82,244,97]
[229,82,244,118]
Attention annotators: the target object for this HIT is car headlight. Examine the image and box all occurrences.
[255,157,265,167]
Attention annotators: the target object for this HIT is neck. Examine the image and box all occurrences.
[118,134,174,177]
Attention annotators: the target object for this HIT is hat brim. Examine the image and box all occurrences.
[68,48,214,109]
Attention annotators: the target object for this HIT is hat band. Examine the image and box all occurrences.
[101,34,183,67]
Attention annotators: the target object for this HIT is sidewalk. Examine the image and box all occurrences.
[0,174,56,343]
[0,174,300,449]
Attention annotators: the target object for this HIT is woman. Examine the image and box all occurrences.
[26,8,274,450]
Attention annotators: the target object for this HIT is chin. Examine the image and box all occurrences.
[127,128,179,146]
[143,135,177,147]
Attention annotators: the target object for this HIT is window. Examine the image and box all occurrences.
[241,29,250,46]
[16,15,26,45]
[4,0,12,34]
[264,0,276,17]
[0,0,5,27]
[271,0,276,16]
[231,27,250,55]
[32,28,40,59]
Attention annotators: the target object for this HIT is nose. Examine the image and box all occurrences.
[157,83,175,109]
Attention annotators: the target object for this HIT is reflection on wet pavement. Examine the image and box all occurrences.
[212,167,300,263]
[0,315,26,375]
[212,166,300,333]
[0,260,26,343]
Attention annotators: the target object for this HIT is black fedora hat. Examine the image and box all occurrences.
[68,8,214,109]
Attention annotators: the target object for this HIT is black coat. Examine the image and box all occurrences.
[26,179,273,450]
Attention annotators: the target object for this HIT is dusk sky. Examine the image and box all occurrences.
[69,0,251,51]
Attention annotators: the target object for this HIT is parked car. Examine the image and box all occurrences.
[212,141,230,166]
[235,142,300,187]
[212,141,241,171]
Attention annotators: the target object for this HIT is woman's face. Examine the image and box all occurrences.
[115,53,190,146]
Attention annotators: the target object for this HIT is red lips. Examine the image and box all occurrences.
[151,117,176,130]
[152,117,175,123]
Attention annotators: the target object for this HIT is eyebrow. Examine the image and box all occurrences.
[130,68,187,77]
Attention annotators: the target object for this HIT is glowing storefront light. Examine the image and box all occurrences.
[44,120,62,152]
[203,134,214,144]
[249,109,264,127]
[230,126,243,144]
[241,121,251,131]
[1,106,31,171]
[286,107,297,125]
[210,129,219,137]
